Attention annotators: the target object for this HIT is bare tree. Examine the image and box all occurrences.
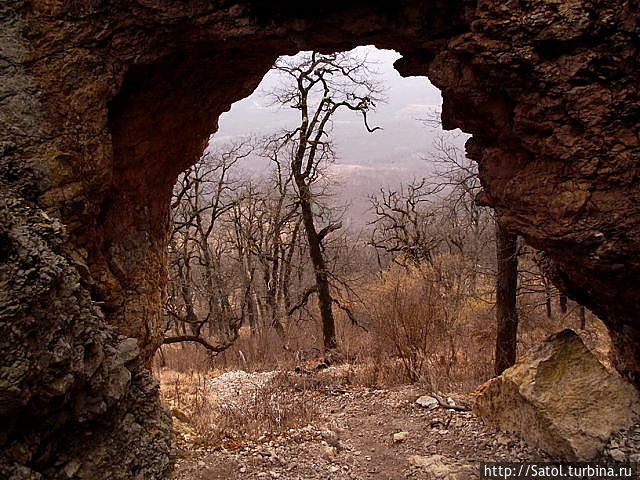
[427,126,521,376]
[266,50,383,354]
[370,129,525,376]
[369,134,494,294]
[369,179,443,267]
[531,250,555,318]
[164,141,252,353]
[494,220,519,375]
[228,158,308,337]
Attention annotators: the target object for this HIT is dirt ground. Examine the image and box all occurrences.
[166,367,553,480]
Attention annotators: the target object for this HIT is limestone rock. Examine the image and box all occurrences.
[117,338,140,365]
[474,329,640,460]
[602,422,640,463]
[407,455,473,480]
[408,454,448,470]
[416,395,439,410]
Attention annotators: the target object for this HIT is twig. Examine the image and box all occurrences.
[432,393,471,412]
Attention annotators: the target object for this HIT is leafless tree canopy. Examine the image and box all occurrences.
[262,50,384,353]
[162,53,590,377]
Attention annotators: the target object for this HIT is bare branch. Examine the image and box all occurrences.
[163,334,237,354]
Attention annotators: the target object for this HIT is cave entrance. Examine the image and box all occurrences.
[4,2,640,478]
[102,6,640,387]
[156,46,595,388]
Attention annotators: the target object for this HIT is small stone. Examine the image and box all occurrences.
[608,448,626,462]
[63,460,81,478]
[416,395,439,410]
[329,466,340,473]
[393,431,409,443]
[407,455,455,478]
[408,454,437,468]
[323,445,338,457]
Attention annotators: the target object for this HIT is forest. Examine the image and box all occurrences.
[152,50,636,480]
[160,50,589,380]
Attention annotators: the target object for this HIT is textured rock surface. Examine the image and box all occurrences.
[1,0,639,478]
[0,188,173,479]
[473,330,640,460]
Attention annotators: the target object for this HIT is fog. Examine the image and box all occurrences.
[209,46,469,227]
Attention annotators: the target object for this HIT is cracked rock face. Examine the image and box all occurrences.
[1,0,638,478]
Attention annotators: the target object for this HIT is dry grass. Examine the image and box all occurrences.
[155,255,612,447]
[358,263,496,391]
[213,372,318,440]
[158,369,318,447]
[156,273,609,394]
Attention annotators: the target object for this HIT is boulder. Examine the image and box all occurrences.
[474,329,640,460]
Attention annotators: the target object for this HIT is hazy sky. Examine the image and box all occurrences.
[208,46,469,227]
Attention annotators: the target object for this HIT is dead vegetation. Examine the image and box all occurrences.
[159,369,318,447]
[155,49,614,468]
[156,266,610,451]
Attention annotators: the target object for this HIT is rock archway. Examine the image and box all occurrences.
[1,1,638,478]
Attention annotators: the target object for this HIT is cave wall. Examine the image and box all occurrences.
[0,0,638,478]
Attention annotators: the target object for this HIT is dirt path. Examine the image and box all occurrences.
[167,369,550,480]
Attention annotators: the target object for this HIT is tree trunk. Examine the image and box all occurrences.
[559,294,568,314]
[542,273,552,318]
[579,306,586,329]
[533,253,552,318]
[494,220,519,376]
[295,179,337,352]
[244,284,256,334]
